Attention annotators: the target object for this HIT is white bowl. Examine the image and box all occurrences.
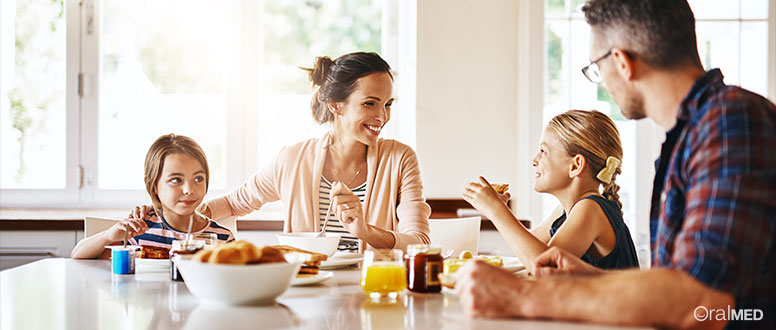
[275,232,342,257]
[176,259,301,305]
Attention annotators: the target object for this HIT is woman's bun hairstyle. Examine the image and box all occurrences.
[301,52,392,125]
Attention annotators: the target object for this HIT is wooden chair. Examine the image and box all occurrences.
[84,216,121,238]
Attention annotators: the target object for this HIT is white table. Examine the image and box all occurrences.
[0,259,648,330]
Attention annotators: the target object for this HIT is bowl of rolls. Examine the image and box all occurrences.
[176,240,301,305]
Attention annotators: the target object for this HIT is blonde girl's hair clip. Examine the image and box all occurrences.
[596,156,621,184]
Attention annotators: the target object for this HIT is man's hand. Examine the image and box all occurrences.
[456,260,532,318]
[533,246,604,277]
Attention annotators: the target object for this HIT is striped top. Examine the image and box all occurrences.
[129,209,235,249]
[319,177,366,252]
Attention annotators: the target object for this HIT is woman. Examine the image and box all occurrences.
[132,52,430,252]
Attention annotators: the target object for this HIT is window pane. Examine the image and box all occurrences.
[545,0,566,18]
[256,0,383,168]
[740,22,769,97]
[568,21,597,111]
[571,0,586,17]
[544,20,570,124]
[696,22,740,84]
[741,0,769,19]
[99,0,229,189]
[0,0,66,189]
[688,0,740,19]
[261,0,383,95]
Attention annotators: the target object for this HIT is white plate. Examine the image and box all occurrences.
[501,257,525,273]
[135,258,170,269]
[320,252,364,269]
[291,271,334,286]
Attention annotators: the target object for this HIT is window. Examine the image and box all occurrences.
[0,0,68,190]
[1,0,400,208]
[541,0,774,265]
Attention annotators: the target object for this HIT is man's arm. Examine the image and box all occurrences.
[457,258,734,329]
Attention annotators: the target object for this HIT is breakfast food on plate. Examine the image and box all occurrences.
[192,240,286,265]
[491,183,509,194]
[139,245,170,259]
[271,245,328,276]
[441,251,505,288]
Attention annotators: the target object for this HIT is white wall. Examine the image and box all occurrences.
[415,0,521,200]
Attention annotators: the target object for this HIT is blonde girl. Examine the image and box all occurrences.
[463,110,638,273]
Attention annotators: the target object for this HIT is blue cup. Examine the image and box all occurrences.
[111,247,137,274]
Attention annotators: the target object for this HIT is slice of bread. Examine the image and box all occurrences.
[271,245,328,276]
[139,245,170,259]
[491,183,509,194]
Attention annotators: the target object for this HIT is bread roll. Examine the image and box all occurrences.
[191,248,213,262]
[191,240,286,265]
[210,246,249,264]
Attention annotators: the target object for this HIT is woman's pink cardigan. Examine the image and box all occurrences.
[207,133,431,251]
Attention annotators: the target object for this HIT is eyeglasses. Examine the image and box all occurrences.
[581,50,612,84]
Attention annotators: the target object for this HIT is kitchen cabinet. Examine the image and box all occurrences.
[0,230,80,271]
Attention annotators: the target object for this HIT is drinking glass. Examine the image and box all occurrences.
[360,249,407,300]
[191,232,218,245]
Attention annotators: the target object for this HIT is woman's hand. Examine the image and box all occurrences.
[462,176,511,220]
[330,182,369,239]
[104,218,150,243]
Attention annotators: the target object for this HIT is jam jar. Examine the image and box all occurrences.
[405,244,443,293]
[170,240,204,281]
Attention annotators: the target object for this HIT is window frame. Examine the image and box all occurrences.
[0,0,405,209]
[1,0,82,207]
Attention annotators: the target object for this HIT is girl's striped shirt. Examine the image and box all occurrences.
[129,209,235,249]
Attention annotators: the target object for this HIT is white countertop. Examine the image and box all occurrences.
[0,259,649,330]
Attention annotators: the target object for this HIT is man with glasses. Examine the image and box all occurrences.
[456,0,775,329]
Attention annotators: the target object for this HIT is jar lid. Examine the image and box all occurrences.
[407,244,442,255]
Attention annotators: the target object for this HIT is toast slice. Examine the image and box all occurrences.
[271,245,328,276]
[139,245,170,259]
[491,183,509,194]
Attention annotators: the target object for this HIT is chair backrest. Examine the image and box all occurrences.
[84,216,121,238]
[428,216,481,256]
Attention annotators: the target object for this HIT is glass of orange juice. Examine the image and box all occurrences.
[361,249,406,300]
